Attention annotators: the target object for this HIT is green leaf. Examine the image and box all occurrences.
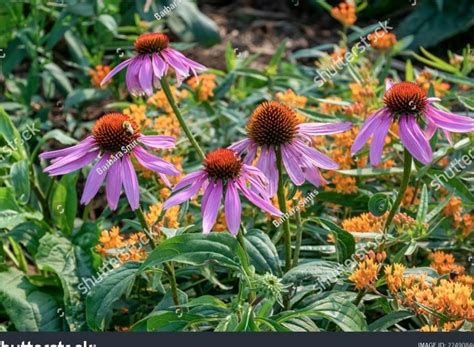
[86,262,141,331]
[0,268,62,331]
[42,129,78,145]
[50,172,78,235]
[416,184,429,223]
[266,39,287,76]
[10,159,30,204]
[0,107,27,160]
[44,63,73,94]
[225,42,236,72]
[458,96,474,110]
[337,167,403,176]
[405,59,414,82]
[2,222,47,256]
[146,311,202,332]
[36,234,86,331]
[140,233,243,272]
[368,193,390,217]
[318,218,355,262]
[368,310,414,331]
[283,259,341,285]
[244,229,282,276]
[65,88,108,110]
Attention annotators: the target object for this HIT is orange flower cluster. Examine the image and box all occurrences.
[330,1,357,26]
[275,89,308,123]
[341,212,417,238]
[430,251,465,275]
[144,202,181,235]
[420,321,463,332]
[89,65,112,88]
[123,104,152,128]
[96,227,148,262]
[318,96,344,115]
[443,197,472,238]
[187,73,217,101]
[349,252,386,290]
[401,186,419,207]
[368,30,397,51]
[384,263,405,293]
[416,70,450,98]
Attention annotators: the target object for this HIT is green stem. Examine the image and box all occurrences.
[292,209,303,268]
[160,76,205,161]
[135,207,180,307]
[353,290,366,306]
[237,227,256,303]
[384,149,412,233]
[275,147,292,273]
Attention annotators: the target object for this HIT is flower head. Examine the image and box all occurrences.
[163,148,282,235]
[40,112,180,211]
[100,32,206,96]
[330,1,357,26]
[230,101,352,196]
[351,80,474,165]
[349,258,379,290]
[368,30,397,51]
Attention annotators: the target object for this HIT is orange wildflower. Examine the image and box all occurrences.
[187,74,217,101]
[330,1,357,26]
[89,65,112,88]
[368,30,397,50]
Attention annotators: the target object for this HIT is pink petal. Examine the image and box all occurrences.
[399,116,432,165]
[46,150,99,176]
[201,180,223,234]
[100,58,133,86]
[133,146,179,176]
[293,140,339,170]
[351,108,386,155]
[164,174,206,210]
[236,179,282,217]
[39,136,96,160]
[80,154,110,205]
[298,121,352,136]
[139,135,176,149]
[121,155,140,210]
[369,114,392,165]
[281,144,305,185]
[106,158,123,211]
[224,180,241,235]
[138,56,153,96]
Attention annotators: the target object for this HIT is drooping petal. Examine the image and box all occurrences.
[298,121,352,136]
[106,158,123,211]
[133,146,180,176]
[224,180,241,235]
[228,138,252,153]
[351,108,386,155]
[201,180,223,234]
[46,150,99,176]
[164,174,207,209]
[139,135,175,149]
[425,106,474,133]
[100,58,133,86]
[256,145,278,196]
[281,144,305,185]
[173,170,207,191]
[293,140,339,170]
[40,136,96,160]
[125,57,143,96]
[399,116,432,165]
[121,155,140,210]
[138,56,153,96]
[424,120,437,140]
[302,165,326,186]
[80,154,110,205]
[369,114,392,165]
[242,164,269,187]
[236,179,282,217]
[161,49,189,85]
[152,53,168,80]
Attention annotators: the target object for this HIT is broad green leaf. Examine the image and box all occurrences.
[244,229,282,276]
[283,259,341,285]
[368,310,414,331]
[50,172,78,235]
[416,184,429,223]
[36,234,86,331]
[141,233,243,272]
[0,268,62,331]
[319,218,355,262]
[86,262,141,331]
[0,107,27,160]
[10,159,30,204]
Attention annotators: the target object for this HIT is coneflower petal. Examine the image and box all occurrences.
[202,180,223,234]
[133,146,179,176]
[126,57,142,95]
[294,140,339,170]
[152,53,167,79]
[426,106,474,133]
[80,154,111,205]
[369,114,392,165]
[236,180,282,217]
[256,146,278,196]
[164,175,206,210]
[139,135,175,149]
[281,144,305,185]
[225,180,241,235]
[47,150,99,176]
[298,121,352,136]
[106,158,123,211]
[100,58,133,86]
[351,109,386,155]
[138,57,153,96]
[122,155,140,210]
[228,138,252,153]
[399,116,432,164]
[302,165,326,186]
[39,136,96,160]
[424,121,437,140]
[173,170,207,191]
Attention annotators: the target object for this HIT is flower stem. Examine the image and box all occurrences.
[275,147,292,273]
[292,209,303,268]
[160,76,205,161]
[384,149,412,233]
[237,226,256,303]
[134,207,180,307]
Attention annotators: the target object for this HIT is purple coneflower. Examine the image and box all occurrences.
[100,32,206,96]
[40,112,180,210]
[351,80,474,165]
[163,148,282,235]
[229,101,352,196]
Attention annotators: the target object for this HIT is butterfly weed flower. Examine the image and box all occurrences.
[163,148,282,235]
[40,112,180,210]
[229,101,352,196]
[351,80,474,165]
[100,32,206,96]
